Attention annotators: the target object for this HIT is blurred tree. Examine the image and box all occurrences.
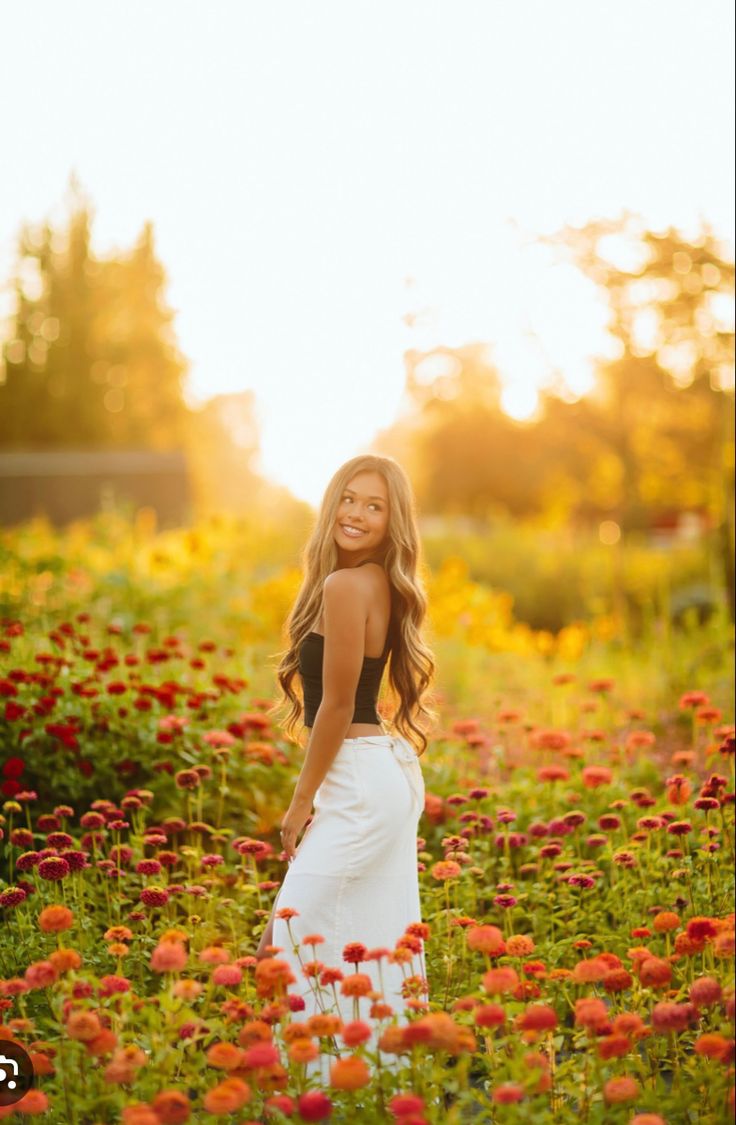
[376,216,733,619]
[545,214,735,616]
[376,343,548,519]
[0,177,189,449]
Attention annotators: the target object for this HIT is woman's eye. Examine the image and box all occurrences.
[341,496,381,510]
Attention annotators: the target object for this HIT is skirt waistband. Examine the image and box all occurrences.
[333,733,423,805]
[342,734,394,745]
[340,732,420,764]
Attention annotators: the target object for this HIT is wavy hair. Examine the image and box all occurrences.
[269,454,437,755]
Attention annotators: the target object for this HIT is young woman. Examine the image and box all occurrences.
[256,453,436,1039]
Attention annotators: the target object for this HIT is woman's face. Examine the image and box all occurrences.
[333,470,390,565]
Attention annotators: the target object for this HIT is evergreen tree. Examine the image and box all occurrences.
[0,178,189,450]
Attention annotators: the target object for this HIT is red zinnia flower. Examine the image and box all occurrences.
[342,942,367,964]
[689,976,722,1007]
[638,957,672,989]
[686,916,718,943]
[388,1093,424,1117]
[297,1090,333,1121]
[651,1002,692,1032]
[493,1083,525,1103]
[515,1004,557,1032]
[678,691,710,709]
[37,856,70,881]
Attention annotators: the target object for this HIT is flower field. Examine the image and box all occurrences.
[0,516,734,1123]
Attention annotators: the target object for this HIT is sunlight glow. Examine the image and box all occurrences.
[500,382,539,420]
[0,0,733,505]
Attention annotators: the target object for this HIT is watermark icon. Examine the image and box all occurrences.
[0,1042,35,1107]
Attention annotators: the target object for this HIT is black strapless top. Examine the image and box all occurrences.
[299,629,390,727]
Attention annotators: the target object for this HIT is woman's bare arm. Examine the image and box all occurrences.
[291,567,371,803]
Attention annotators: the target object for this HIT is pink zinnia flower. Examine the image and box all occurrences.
[150,941,187,972]
[243,1041,280,1069]
[212,964,243,987]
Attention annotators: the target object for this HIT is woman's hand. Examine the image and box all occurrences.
[280,794,313,861]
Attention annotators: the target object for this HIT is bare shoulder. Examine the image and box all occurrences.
[324,563,388,597]
[324,563,385,586]
[323,566,370,608]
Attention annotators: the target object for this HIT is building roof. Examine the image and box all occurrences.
[0,450,188,477]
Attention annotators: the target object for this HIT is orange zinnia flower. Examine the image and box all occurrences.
[572,958,609,983]
[173,980,202,1001]
[38,904,74,933]
[603,1076,639,1103]
[340,973,374,998]
[574,997,609,1030]
[24,960,59,989]
[120,1103,160,1125]
[87,1028,118,1057]
[694,1033,732,1061]
[652,911,680,933]
[330,1054,371,1090]
[638,957,672,988]
[713,930,735,958]
[671,933,699,958]
[475,1004,506,1028]
[598,1033,631,1059]
[288,1038,319,1064]
[666,776,692,804]
[202,1077,251,1114]
[66,1010,103,1042]
[506,934,535,957]
[612,1012,647,1038]
[6,1090,49,1115]
[306,1013,343,1038]
[341,1020,372,1047]
[482,967,519,995]
[150,1089,192,1124]
[377,1025,407,1054]
[537,765,569,782]
[237,1019,273,1045]
[431,860,462,880]
[206,1041,244,1070]
[49,947,82,973]
[150,941,187,973]
[467,925,505,955]
[581,766,613,788]
[603,968,633,993]
[255,958,296,992]
[282,1022,311,1044]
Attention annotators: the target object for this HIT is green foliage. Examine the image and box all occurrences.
[420,513,722,634]
[0,177,189,451]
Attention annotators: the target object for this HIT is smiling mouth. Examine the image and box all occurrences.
[340,525,367,537]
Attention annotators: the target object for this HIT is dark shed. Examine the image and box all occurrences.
[0,449,192,527]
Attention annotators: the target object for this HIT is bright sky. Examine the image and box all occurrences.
[1,0,733,507]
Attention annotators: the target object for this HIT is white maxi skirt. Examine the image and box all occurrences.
[270,732,427,1075]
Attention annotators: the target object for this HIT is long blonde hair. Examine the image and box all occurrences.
[269,454,437,755]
